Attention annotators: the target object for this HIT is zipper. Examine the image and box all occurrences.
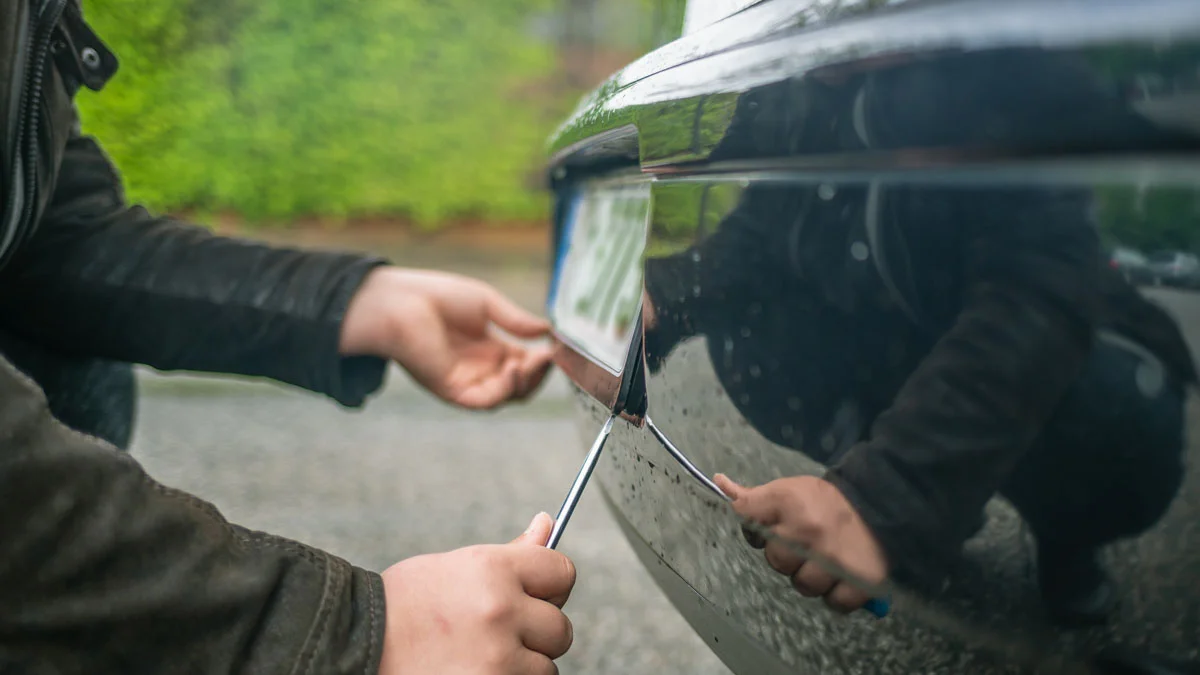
[0,0,69,266]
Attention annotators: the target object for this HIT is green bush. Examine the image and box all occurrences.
[78,0,564,227]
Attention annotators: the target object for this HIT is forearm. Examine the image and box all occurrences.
[0,356,384,673]
[0,137,387,406]
[826,282,1093,587]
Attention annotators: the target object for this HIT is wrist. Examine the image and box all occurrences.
[340,266,404,357]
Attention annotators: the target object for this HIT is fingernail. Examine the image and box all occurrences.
[526,512,550,534]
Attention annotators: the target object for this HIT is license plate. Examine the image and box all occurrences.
[549,182,651,375]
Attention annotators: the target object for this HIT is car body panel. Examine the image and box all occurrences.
[545,0,1200,672]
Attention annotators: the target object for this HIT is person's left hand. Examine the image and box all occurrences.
[340,267,554,409]
[714,474,889,614]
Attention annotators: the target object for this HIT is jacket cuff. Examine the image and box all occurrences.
[824,453,952,594]
[312,256,391,408]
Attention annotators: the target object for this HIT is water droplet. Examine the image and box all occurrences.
[748,302,763,316]
[821,434,836,452]
[749,364,761,378]
[724,337,734,357]
[787,397,802,411]
[740,327,752,338]
[851,241,870,261]
[739,394,750,404]
[692,285,702,298]
[818,184,837,200]
[1136,361,1164,398]
[691,251,702,263]
[781,424,794,438]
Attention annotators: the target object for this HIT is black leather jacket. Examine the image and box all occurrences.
[1,2,388,672]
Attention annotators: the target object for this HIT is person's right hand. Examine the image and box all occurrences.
[377,513,576,675]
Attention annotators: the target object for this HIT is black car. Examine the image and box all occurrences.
[545,0,1200,673]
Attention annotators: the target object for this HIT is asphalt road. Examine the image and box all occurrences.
[1143,286,1200,360]
[131,366,733,675]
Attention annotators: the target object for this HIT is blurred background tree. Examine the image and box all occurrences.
[78,0,687,229]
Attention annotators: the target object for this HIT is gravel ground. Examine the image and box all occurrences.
[131,366,732,675]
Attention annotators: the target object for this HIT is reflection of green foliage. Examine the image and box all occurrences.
[695,94,739,150]
[1098,186,1200,253]
[638,93,740,164]
[637,98,702,162]
[646,182,740,258]
[79,0,560,226]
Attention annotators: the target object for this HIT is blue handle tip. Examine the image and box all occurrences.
[863,597,890,618]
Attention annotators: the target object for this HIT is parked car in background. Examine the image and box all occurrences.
[1110,246,1153,285]
[545,0,1200,673]
[1146,250,1200,288]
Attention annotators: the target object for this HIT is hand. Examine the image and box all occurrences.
[378,513,576,675]
[341,268,554,409]
[714,474,888,614]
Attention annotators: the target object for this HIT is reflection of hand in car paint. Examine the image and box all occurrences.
[641,47,1195,625]
[713,474,888,615]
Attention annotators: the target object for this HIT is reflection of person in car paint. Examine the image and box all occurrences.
[641,47,1197,625]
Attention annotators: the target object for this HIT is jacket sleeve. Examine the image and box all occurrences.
[824,187,1102,590]
[0,133,387,407]
[0,355,384,674]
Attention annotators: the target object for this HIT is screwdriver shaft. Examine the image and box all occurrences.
[547,415,615,550]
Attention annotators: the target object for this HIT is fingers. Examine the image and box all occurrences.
[791,560,838,599]
[721,474,881,616]
[513,345,554,400]
[487,290,551,339]
[763,539,805,577]
[519,599,574,660]
[451,342,552,409]
[510,546,577,606]
[824,580,871,614]
[513,513,554,546]
[454,359,522,409]
[767,541,869,611]
[516,652,559,675]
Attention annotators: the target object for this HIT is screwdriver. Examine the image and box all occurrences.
[544,412,890,618]
[546,414,615,550]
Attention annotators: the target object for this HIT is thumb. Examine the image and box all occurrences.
[714,474,744,501]
[715,474,784,526]
[512,512,554,546]
[487,292,551,339]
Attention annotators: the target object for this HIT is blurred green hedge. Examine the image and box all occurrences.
[78,0,566,227]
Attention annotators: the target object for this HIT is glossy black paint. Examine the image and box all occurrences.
[546,0,1200,673]
[549,0,1200,172]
